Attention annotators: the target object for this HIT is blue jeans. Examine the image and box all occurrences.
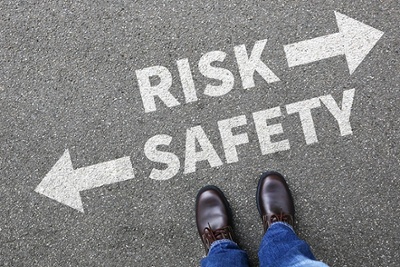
[200,222,329,267]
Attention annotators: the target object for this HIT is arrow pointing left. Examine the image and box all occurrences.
[35,149,135,213]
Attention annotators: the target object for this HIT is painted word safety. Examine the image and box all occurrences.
[144,89,355,180]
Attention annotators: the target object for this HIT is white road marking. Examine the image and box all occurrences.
[144,134,180,180]
[145,89,357,180]
[284,11,384,74]
[234,39,281,89]
[35,149,134,213]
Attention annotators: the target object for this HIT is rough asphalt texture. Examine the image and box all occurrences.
[1,0,399,266]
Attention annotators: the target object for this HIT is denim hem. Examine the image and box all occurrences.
[208,239,237,254]
[268,221,296,233]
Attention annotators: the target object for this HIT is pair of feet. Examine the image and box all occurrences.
[195,171,295,253]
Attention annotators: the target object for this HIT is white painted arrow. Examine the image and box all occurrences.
[35,149,135,213]
[284,11,384,74]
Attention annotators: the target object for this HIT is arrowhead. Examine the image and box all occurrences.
[335,11,384,74]
[35,149,85,213]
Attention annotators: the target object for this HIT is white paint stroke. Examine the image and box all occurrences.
[284,11,384,74]
[35,149,134,213]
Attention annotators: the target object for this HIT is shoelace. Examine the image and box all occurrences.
[202,223,233,250]
[262,211,294,232]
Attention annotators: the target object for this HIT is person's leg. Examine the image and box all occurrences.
[201,239,250,267]
[256,171,329,267]
[258,222,328,267]
[196,185,250,267]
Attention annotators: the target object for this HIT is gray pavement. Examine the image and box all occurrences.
[1,0,399,266]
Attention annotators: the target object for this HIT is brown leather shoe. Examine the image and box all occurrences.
[256,171,295,232]
[195,185,234,254]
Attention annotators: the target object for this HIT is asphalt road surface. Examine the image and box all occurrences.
[1,0,399,266]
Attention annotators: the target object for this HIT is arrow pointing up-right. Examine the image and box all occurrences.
[284,11,384,74]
